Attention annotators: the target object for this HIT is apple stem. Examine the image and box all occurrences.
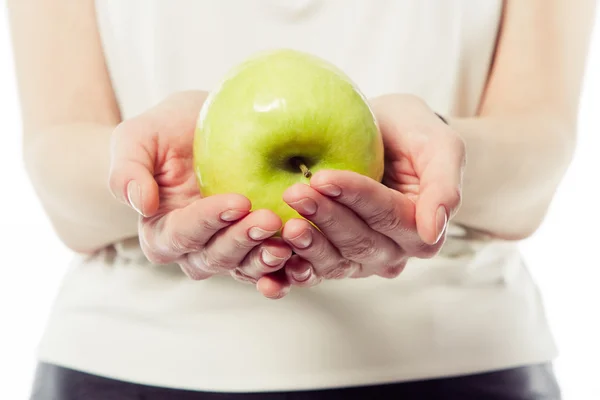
[299,162,312,178]
[289,157,312,178]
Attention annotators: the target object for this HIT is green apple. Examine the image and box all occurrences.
[193,49,384,225]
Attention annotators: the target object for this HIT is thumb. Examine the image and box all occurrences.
[415,141,465,245]
[108,120,160,217]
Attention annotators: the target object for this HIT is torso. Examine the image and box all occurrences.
[36,0,558,392]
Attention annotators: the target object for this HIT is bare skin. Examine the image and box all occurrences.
[8,0,596,298]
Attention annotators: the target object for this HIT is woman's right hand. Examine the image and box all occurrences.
[108,91,293,297]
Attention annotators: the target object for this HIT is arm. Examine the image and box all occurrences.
[449,0,596,239]
[8,0,136,253]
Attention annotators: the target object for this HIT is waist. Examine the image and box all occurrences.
[35,237,558,391]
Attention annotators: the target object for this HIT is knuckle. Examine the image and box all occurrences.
[324,269,346,280]
[170,231,201,253]
[345,193,368,210]
[378,261,407,279]
[323,267,346,280]
[186,273,209,281]
[366,207,402,233]
[139,231,172,264]
[179,262,211,281]
[232,235,252,251]
[200,216,223,233]
[323,260,358,279]
[314,205,339,230]
[304,245,332,266]
[201,251,237,271]
[338,235,379,261]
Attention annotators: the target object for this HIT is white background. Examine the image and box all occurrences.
[1,5,599,400]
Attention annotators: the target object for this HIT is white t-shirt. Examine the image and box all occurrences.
[36,0,558,392]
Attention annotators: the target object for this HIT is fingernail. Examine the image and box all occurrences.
[248,227,277,241]
[220,209,247,221]
[261,249,286,267]
[292,268,312,282]
[435,205,448,244]
[290,198,317,215]
[316,184,341,197]
[290,230,312,249]
[126,180,144,216]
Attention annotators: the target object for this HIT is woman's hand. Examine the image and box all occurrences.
[108,91,293,296]
[275,94,466,286]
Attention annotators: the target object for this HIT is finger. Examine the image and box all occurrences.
[415,135,465,245]
[108,120,160,217]
[140,194,251,264]
[233,237,292,283]
[283,184,403,266]
[256,270,291,300]
[185,209,282,273]
[177,258,214,281]
[281,218,359,280]
[284,255,322,288]
[309,170,439,256]
[374,259,408,279]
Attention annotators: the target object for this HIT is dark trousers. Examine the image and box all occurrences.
[30,362,561,400]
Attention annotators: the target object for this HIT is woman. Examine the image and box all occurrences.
[9,0,594,399]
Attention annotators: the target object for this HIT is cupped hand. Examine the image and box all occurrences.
[274,94,465,285]
[277,173,415,284]
[372,94,465,243]
[107,91,293,297]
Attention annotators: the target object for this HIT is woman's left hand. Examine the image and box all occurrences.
[257,94,466,294]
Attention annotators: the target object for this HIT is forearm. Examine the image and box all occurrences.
[449,114,575,239]
[24,123,139,253]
